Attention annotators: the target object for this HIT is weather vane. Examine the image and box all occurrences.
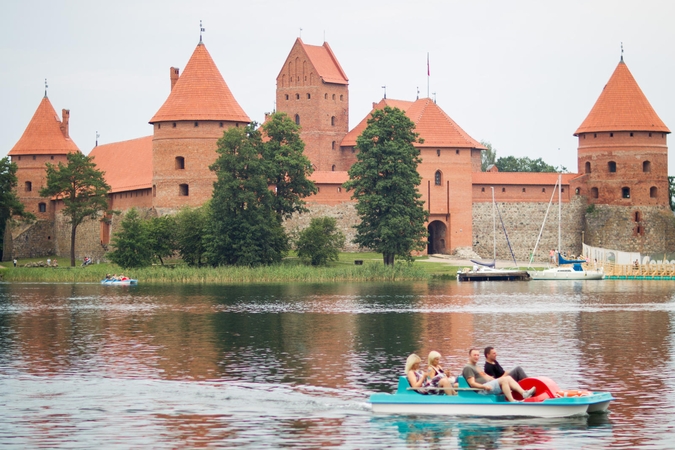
[416,86,420,100]
[44,78,48,97]
[432,92,437,103]
[621,42,624,62]
[299,27,303,38]
[382,85,387,99]
[96,131,100,147]
[200,20,205,43]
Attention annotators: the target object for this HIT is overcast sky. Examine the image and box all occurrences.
[2,0,675,174]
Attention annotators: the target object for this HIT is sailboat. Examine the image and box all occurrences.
[528,175,604,280]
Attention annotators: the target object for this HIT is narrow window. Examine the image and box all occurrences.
[158,123,161,129]
[175,157,185,170]
[649,133,652,137]
[194,121,199,127]
[434,170,442,186]
[219,122,224,128]
[561,188,565,193]
[585,161,591,174]
[502,188,506,193]
[643,161,651,172]
[285,94,289,100]
[337,187,341,193]
[635,225,643,235]
[179,184,189,196]
[456,149,459,155]
[522,188,526,193]
[295,93,300,100]
[542,188,546,193]
[25,181,32,192]
[331,141,336,150]
[324,93,327,99]
[307,93,311,99]
[630,132,634,137]
[591,187,599,198]
[33,156,36,160]
[608,161,616,173]
[340,94,343,101]
[650,186,658,198]
[331,116,335,126]
[317,187,320,192]
[437,149,441,157]
[295,114,300,125]
[51,156,54,160]
[332,94,336,100]
[594,133,597,138]
[610,132,614,137]
[635,211,641,222]
[575,188,580,195]
[332,165,336,171]
[38,202,46,213]
[622,187,630,199]
[172,122,176,128]
[481,187,485,192]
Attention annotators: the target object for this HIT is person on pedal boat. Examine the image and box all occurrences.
[463,348,535,402]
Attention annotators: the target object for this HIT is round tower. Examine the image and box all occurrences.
[149,41,250,213]
[574,57,671,253]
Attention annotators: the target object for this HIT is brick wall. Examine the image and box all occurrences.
[10,153,69,219]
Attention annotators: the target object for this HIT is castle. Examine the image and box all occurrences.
[4,38,673,262]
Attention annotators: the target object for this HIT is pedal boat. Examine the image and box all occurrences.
[101,279,138,285]
[369,376,614,418]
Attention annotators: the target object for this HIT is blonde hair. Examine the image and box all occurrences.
[428,351,442,366]
[405,354,422,374]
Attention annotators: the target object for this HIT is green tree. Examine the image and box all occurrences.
[344,106,429,266]
[207,124,288,266]
[669,176,675,211]
[261,113,317,219]
[495,156,567,173]
[107,208,153,269]
[40,152,111,267]
[175,205,210,267]
[146,215,178,265]
[0,157,35,259]
[296,217,345,266]
[480,141,497,171]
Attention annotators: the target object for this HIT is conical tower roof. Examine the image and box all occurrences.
[8,96,80,156]
[575,60,670,135]
[150,42,250,123]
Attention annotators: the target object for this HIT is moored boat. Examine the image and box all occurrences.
[369,376,613,418]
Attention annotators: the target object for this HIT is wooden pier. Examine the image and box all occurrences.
[457,270,531,282]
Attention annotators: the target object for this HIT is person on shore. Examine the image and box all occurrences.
[483,346,528,382]
[405,354,428,393]
[13,259,17,267]
[425,351,456,395]
[462,348,535,402]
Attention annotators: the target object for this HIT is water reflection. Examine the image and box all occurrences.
[1,280,675,447]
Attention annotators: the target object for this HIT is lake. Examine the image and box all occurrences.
[0,280,674,448]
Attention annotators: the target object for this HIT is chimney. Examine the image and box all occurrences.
[170,67,180,91]
[60,109,70,138]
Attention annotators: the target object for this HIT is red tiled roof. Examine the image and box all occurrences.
[341,98,486,149]
[575,61,670,135]
[472,172,578,186]
[9,97,80,156]
[88,136,153,193]
[310,171,348,184]
[150,43,250,123]
[277,39,348,85]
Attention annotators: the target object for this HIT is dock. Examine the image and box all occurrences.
[457,270,531,282]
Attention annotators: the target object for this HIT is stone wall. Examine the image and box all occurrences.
[584,204,675,254]
[4,220,56,259]
[284,201,361,251]
[472,196,586,262]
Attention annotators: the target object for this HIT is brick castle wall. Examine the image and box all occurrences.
[11,154,69,219]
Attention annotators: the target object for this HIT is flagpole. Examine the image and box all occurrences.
[427,52,430,98]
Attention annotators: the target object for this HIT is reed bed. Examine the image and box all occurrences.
[1,262,430,284]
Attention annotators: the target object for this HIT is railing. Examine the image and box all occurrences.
[600,262,675,278]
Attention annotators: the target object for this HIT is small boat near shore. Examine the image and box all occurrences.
[101,279,138,285]
[369,376,613,418]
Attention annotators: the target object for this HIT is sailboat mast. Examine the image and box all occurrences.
[558,174,562,264]
[491,187,496,262]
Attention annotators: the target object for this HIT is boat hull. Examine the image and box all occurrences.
[370,400,591,418]
[101,279,138,285]
[528,269,604,280]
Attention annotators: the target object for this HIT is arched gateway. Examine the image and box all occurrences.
[427,220,448,254]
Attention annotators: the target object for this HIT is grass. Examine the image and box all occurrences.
[0,254,455,284]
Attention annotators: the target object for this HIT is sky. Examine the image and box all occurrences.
[2,0,675,174]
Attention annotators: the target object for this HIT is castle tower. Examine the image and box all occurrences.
[573,58,671,252]
[149,41,250,212]
[276,39,349,171]
[8,95,80,219]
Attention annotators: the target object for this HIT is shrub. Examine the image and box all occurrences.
[296,217,345,266]
[107,208,153,269]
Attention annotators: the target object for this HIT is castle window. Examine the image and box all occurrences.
[337,187,341,193]
[643,161,651,172]
[437,149,441,157]
[352,148,355,153]
[175,157,185,170]
[219,122,224,128]
[561,188,564,193]
[340,95,343,101]
[33,156,36,160]
[594,133,597,138]
[307,93,311,99]
[17,156,21,161]
[575,188,580,195]
[591,187,598,198]
[179,184,189,196]
[295,114,300,125]
[317,187,320,192]
[608,161,616,173]
[635,225,644,236]
[332,165,336,171]
[153,185,156,197]
[332,94,336,100]
[481,187,485,192]
[622,187,630,199]
[25,181,32,192]
[649,133,652,137]
[435,170,442,185]
[331,116,335,126]
[635,211,641,222]
[522,188,526,193]
[456,149,460,155]
[610,132,614,137]
[296,93,300,100]
[332,141,336,150]
[158,123,161,129]
[542,188,546,193]
[630,132,634,137]
[650,186,658,198]
[194,122,199,127]
[585,161,591,174]
[38,202,46,213]
[502,188,506,193]
[51,156,54,160]
[285,94,289,100]
[324,93,327,99]
[173,122,176,128]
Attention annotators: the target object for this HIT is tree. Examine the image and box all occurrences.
[296,217,345,266]
[669,176,675,211]
[175,205,210,267]
[495,156,567,173]
[146,215,178,265]
[0,157,35,260]
[480,141,497,171]
[107,208,153,269]
[40,152,111,267]
[344,106,429,266]
[261,113,317,219]
[207,123,289,266]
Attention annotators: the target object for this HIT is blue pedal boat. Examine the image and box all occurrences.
[369,376,614,418]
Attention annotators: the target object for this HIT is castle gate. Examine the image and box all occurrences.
[427,220,448,254]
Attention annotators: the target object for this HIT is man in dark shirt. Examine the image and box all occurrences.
[483,346,528,382]
[462,348,535,402]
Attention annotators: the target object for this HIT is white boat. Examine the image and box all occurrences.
[528,175,604,281]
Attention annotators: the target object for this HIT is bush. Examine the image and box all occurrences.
[296,217,345,266]
[107,208,153,269]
